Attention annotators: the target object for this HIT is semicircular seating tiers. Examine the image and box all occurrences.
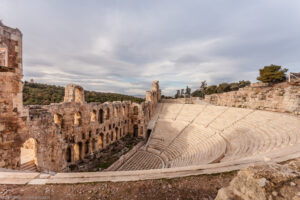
[117,103,300,171]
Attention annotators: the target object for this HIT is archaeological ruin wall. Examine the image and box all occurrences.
[0,21,24,169]
[205,82,300,115]
[0,22,161,172]
[25,82,160,172]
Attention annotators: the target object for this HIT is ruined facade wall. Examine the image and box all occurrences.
[205,83,300,114]
[24,82,160,172]
[25,101,131,171]
[26,84,159,171]
[0,22,23,168]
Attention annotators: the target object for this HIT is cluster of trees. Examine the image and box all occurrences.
[23,82,144,105]
[174,64,288,99]
[191,80,251,98]
[23,82,64,105]
[84,90,144,104]
[174,86,191,98]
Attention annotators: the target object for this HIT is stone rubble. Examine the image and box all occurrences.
[215,159,300,200]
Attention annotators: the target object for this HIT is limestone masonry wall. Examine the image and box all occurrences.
[24,82,160,172]
[205,82,300,114]
[0,22,161,172]
[0,21,24,169]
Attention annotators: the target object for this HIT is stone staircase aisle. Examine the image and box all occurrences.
[20,160,38,172]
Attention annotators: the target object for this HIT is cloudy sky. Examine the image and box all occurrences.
[1,0,300,96]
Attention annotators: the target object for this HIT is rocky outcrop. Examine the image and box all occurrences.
[215,159,300,200]
[205,82,300,115]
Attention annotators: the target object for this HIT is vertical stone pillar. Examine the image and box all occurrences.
[0,22,23,169]
[64,84,85,103]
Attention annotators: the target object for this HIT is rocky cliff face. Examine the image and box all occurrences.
[215,159,300,200]
[205,82,300,115]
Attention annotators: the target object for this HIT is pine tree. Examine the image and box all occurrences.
[257,65,288,84]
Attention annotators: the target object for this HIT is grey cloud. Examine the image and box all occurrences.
[1,0,300,96]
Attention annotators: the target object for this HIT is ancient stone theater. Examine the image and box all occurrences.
[1,22,300,193]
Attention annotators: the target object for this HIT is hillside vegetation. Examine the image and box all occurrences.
[191,80,251,98]
[23,82,144,105]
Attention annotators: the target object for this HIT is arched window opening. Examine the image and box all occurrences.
[111,131,114,142]
[66,147,72,163]
[0,47,8,68]
[106,133,109,144]
[99,109,104,124]
[92,139,96,152]
[82,132,85,140]
[115,127,119,140]
[133,125,139,137]
[105,108,110,120]
[98,133,104,149]
[85,141,89,155]
[54,114,63,128]
[74,112,82,126]
[114,106,119,118]
[74,142,82,161]
[122,106,126,116]
[91,110,96,122]
[133,106,139,115]
[21,138,38,169]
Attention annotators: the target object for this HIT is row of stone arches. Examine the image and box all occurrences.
[65,127,128,163]
[96,106,128,124]
[54,105,131,128]
[19,126,142,169]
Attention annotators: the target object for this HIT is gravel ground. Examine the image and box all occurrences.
[0,172,236,200]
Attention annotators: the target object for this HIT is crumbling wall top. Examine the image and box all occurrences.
[152,80,159,91]
[0,21,22,36]
[64,84,85,104]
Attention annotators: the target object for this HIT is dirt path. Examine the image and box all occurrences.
[0,172,236,200]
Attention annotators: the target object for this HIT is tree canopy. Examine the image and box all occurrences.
[257,65,288,84]
[191,80,250,97]
[23,82,144,105]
